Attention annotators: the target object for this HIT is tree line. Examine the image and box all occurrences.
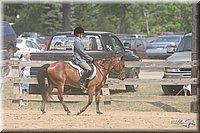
[3,2,192,36]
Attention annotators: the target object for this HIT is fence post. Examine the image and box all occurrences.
[101,84,111,105]
[191,3,199,95]
[10,58,22,107]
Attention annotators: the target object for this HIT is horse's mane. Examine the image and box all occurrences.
[95,55,122,63]
[94,55,122,69]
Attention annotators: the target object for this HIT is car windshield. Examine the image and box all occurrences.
[176,35,192,52]
[17,38,23,43]
[155,36,181,43]
[102,34,124,52]
[49,34,103,51]
[36,38,43,44]
[26,40,41,49]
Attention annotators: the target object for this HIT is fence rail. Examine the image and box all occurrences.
[1,59,198,85]
[1,77,197,85]
[1,59,198,112]
[2,59,198,68]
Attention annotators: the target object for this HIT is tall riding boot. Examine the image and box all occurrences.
[79,70,90,93]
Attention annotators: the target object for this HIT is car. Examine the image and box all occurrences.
[143,35,158,43]
[116,34,152,59]
[162,33,192,95]
[14,38,43,58]
[29,31,141,94]
[1,21,17,58]
[146,34,183,59]
[25,37,46,50]
[19,32,41,39]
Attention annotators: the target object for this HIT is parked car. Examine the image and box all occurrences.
[116,34,152,59]
[162,33,192,95]
[1,21,17,58]
[143,35,158,43]
[19,32,41,39]
[14,38,43,58]
[26,37,46,50]
[29,31,141,94]
[146,34,183,59]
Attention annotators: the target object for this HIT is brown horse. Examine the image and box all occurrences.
[36,55,126,115]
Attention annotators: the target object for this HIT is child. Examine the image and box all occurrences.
[72,27,93,93]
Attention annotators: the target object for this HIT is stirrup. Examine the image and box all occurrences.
[80,84,88,93]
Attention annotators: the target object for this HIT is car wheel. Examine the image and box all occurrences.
[125,68,139,92]
[7,44,14,58]
[161,85,185,95]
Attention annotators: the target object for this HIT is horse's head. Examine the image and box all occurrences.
[111,56,126,80]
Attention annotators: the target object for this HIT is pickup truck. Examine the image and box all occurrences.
[29,31,140,94]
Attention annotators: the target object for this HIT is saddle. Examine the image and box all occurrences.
[69,61,96,80]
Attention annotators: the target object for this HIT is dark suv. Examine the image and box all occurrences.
[162,33,192,95]
[1,21,17,58]
[0,21,17,76]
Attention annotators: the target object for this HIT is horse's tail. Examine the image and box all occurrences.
[37,64,50,98]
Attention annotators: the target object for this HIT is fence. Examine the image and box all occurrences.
[1,59,199,112]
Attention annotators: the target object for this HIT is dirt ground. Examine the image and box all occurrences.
[2,59,198,132]
[2,108,198,132]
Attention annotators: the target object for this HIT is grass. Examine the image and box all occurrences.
[1,83,192,113]
[109,84,164,96]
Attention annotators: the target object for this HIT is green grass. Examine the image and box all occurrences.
[109,84,164,96]
[2,83,191,113]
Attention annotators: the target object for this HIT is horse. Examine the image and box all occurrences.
[36,55,126,115]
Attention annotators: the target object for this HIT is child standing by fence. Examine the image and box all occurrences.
[18,52,31,106]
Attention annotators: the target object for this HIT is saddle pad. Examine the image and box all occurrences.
[68,61,96,80]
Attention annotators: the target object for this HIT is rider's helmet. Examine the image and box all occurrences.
[74,27,84,35]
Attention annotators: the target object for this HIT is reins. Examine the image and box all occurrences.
[94,57,125,80]
[94,61,108,80]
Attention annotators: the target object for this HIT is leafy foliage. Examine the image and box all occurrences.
[3,2,192,36]
[3,3,62,35]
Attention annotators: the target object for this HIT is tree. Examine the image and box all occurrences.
[3,3,62,36]
[62,3,71,31]
[39,4,62,35]
[3,2,192,36]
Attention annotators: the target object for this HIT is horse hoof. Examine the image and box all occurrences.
[77,111,81,115]
[97,111,103,115]
[41,111,46,114]
[66,111,71,115]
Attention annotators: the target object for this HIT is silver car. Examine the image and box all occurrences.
[146,34,183,59]
[162,33,192,95]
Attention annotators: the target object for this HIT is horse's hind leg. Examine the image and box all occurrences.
[57,85,70,114]
[95,89,103,115]
[77,87,95,115]
[40,84,54,113]
[41,91,47,114]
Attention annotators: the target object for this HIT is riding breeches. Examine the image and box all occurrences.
[79,61,92,71]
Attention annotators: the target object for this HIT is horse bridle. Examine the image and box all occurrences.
[95,57,126,78]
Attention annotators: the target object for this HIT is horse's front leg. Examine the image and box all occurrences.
[77,87,95,115]
[95,89,103,115]
[57,85,71,114]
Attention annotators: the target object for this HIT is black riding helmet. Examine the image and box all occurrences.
[74,27,84,35]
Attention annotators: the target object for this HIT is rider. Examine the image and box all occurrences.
[72,27,94,92]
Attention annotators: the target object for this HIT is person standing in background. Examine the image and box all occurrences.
[18,52,31,106]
